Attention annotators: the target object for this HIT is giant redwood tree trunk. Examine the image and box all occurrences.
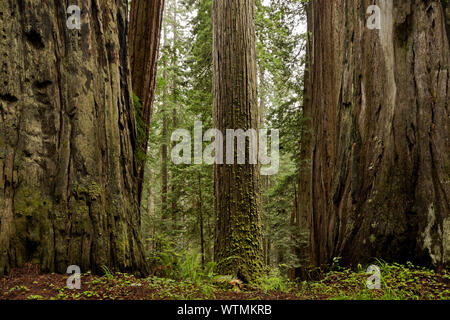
[302,0,449,268]
[212,0,263,282]
[128,0,165,205]
[0,0,147,275]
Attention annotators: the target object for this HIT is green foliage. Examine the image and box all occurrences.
[1,262,448,300]
[256,0,309,277]
[146,236,216,284]
[141,0,215,278]
[256,0,307,166]
[101,265,114,280]
[297,262,450,300]
[141,0,309,282]
[9,285,30,293]
[262,159,303,272]
[180,252,212,283]
[253,268,294,293]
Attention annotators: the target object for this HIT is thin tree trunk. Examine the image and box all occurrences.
[303,0,449,267]
[259,65,266,127]
[0,0,147,275]
[213,0,263,282]
[128,0,165,206]
[259,65,270,190]
[161,15,169,220]
[289,187,297,280]
[263,236,267,267]
[198,173,205,269]
[147,169,155,252]
[170,0,178,227]
[296,1,313,276]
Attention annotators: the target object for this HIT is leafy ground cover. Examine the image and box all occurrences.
[0,262,448,300]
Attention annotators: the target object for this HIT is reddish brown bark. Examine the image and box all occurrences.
[128,0,165,205]
[301,0,449,268]
[212,0,263,282]
[0,0,147,276]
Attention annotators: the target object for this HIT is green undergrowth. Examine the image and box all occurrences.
[93,259,448,300]
[250,268,295,293]
[1,260,448,300]
[297,260,450,300]
[143,249,449,300]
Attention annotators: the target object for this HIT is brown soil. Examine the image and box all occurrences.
[0,264,300,300]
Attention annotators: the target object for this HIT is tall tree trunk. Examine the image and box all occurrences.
[258,65,266,127]
[170,0,178,227]
[212,0,263,282]
[0,0,147,275]
[198,173,205,269]
[303,0,449,268]
[160,16,169,220]
[296,1,313,276]
[145,168,155,252]
[288,187,297,280]
[128,0,165,205]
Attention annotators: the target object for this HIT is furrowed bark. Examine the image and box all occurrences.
[296,1,313,278]
[160,13,169,222]
[128,0,165,205]
[302,0,449,268]
[212,0,263,282]
[0,0,147,276]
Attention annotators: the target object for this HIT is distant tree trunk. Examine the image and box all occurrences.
[288,187,297,280]
[262,236,267,266]
[161,113,169,219]
[213,0,263,282]
[160,16,169,220]
[302,0,449,268]
[170,0,178,227]
[128,0,165,205]
[198,173,205,269]
[0,1,147,275]
[259,65,266,127]
[146,169,155,252]
[296,1,313,277]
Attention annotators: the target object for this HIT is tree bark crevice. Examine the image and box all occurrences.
[300,0,449,268]
[0,0,148,276]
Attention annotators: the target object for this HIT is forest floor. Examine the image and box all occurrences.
[0,263,449,300]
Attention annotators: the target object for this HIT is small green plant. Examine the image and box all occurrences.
[331,257,344,271]
[179,251,203,282]
[9,285,30,293]
[27,294,43,300]
[253,269,294,293]
[101,265,114,280]
[81,290,100,299]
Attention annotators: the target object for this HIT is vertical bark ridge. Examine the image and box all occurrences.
[302,0,449,268]
[128,0,165,205]
[213,0,263,282]
[0,0,147,276]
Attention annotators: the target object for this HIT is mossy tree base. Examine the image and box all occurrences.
[212,0,263,282]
